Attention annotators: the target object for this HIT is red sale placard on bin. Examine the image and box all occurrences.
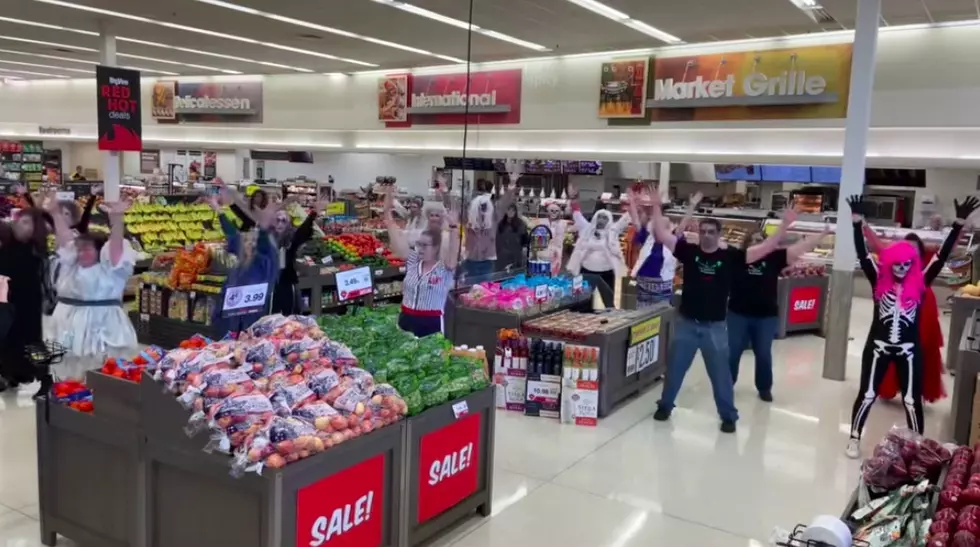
[788,285,821,325]
[417,413,482,523]
[296,454,385,547]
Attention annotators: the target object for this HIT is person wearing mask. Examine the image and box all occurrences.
[464,178,515,281]
[844,195,975,457]
[270,200,324,316]
[727,214,831,402]
[646,188,792,433]
[0,205,51,394]
[71,166,86,181]
[538,202,567,276]
[45,194,138,381]
[567,184,630,307]
[496,202,530,272]
[863,227,948,405]
[383,185,461,337]
[210,189,281,334]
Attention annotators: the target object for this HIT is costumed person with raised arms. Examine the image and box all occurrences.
[382,185,461,337]
[566,183,630,307]
[646,187,793,433]
[844,194,977,458]
[463,176,516,281]
[539,201,568,276]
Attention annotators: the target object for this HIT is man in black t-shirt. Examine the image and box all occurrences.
[646,190,792,433]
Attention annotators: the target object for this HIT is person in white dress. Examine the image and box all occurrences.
[45,195,138,380]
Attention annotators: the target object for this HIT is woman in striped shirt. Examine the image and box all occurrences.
[383,185,461,337]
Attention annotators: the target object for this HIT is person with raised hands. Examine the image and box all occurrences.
[46,194,139,384]
[383,184,461,337]
[209,188,282,334]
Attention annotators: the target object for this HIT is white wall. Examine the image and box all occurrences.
[263,152,443,195]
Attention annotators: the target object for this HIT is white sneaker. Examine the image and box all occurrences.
[845,438,861,459]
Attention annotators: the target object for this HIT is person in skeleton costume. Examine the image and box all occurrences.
[539,202,567,276]
[845,194,978,459]
[567,188,630,307]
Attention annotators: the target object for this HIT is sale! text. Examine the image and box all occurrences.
[309,491,375,547]
[428,443,473,486]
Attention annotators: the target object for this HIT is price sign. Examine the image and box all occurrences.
[534,285,547,301]
[335,266,373,302]
[625,336,659,376]
[325,202,346,216]
[572,275,583,292]
[221,282,269,318]
[55,191,75,201]
[451,401,469,418]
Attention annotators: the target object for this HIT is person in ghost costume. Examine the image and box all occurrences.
[844,194,977,459]
[538,202,568,276]
[463,177,516,281]
[566,185,630,306]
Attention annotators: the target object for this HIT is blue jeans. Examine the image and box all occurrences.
[659,316,738,422]
[727,312,778,395]
[463,260,494,282]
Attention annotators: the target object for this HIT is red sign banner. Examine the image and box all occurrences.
[96,65,142,151]
[417,413,481,523]
[383,69,522,127]
[296,454,385,547]
[787,285,821,325]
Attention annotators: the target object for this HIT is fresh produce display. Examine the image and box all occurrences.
[138,314,410,475]
[929,443,980,545]
[317,306,490,416]
[780,262,827,278]
[862,428,951,491]
[959,285,980,298]
[124,202,222,252]
[458,274,589,313]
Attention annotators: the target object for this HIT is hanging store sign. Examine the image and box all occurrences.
[96,65,142,151]
[381,69,522,127]
[152,80,263,123]
[598,59,648,118]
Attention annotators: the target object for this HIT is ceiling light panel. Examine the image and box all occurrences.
[0,59,93,74]
[115,37,315,73]
[30,0,377,67]
[565,0,683,43]
[369,0,550,52]
[0,67,69,78]
[195,0,465,63]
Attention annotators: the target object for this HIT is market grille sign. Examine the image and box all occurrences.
[152,80,263,123]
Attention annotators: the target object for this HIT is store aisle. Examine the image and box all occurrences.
[0,297,955,546]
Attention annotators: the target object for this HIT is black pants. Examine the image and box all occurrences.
[582,267,615,308]
[849,339,924,439]
[271,277,298,316]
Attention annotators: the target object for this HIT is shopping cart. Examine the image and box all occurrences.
[24,341,67,375]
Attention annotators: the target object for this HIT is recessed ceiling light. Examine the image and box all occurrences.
[117,53,242,74]
[369,0,550,52]
[0,15,99,36]
[121,65,180,76]
[0,48,92,65]
[565,0,682,44]
[195,0,465,63]
[0,58,93,74]
[0,35,98,51]
[0,67,69,78]
[31,0,378,67]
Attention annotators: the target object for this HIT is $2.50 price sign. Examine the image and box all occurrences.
[221,282,269,317]
[336,266,373,302]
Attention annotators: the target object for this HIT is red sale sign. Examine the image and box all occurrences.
[417,413,482,523]
[296,454,385,547]
[787,285,821,325]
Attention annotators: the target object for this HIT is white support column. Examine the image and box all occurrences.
[822,0,881,381]
[658,161,671,202]
[99,20,122,202]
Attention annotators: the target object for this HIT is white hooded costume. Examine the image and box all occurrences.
[567,209,629,277]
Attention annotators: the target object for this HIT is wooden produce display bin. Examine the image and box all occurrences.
[399,386,496,547]
[36,400,145,547]
[139,378,406,547]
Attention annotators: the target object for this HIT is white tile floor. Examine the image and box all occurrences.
[0,298,956,546]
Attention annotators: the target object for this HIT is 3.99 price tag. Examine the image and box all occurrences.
[221,282,268,317]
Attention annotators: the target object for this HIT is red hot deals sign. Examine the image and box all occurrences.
[788,285,821,325]
[296,454,385,547]
[381,69,522,127]
[96,65,142,151]
[417,413,482,523]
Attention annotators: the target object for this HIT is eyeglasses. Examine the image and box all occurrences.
[417,241,436,248]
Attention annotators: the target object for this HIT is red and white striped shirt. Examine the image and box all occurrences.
[402,251,454,315]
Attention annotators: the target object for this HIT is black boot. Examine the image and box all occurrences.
[32,374,53,400]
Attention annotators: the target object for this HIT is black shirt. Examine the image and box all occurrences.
[729,249,788,318]
[674,238,745,322]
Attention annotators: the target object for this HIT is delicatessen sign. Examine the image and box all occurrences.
[96,65,142,151]
[380,69,522,127]
[152,80,263,123]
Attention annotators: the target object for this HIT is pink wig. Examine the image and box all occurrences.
[874,241,925,307]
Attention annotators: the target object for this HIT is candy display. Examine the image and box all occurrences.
[100,346,167,382]
[458,274,589,314]
[317,306,490,415]
[781,262,827,278]
[51,380,94,413]
[522,309,648,338]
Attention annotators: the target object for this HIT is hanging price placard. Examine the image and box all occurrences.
[221,282,269,318]
[335,266,373,302]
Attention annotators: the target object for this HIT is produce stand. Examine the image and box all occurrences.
[947,295,980,376]
[296,264,406,315]
[444,294,593,357]
[776,275,829,338]
[521,305,673,417]
[400,386,495,547]
[950,309,980,445]
[129,311,223,348]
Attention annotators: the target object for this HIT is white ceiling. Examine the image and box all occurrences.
[0,0,976,80]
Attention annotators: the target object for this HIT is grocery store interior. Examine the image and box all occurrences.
[4,0,980,545]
